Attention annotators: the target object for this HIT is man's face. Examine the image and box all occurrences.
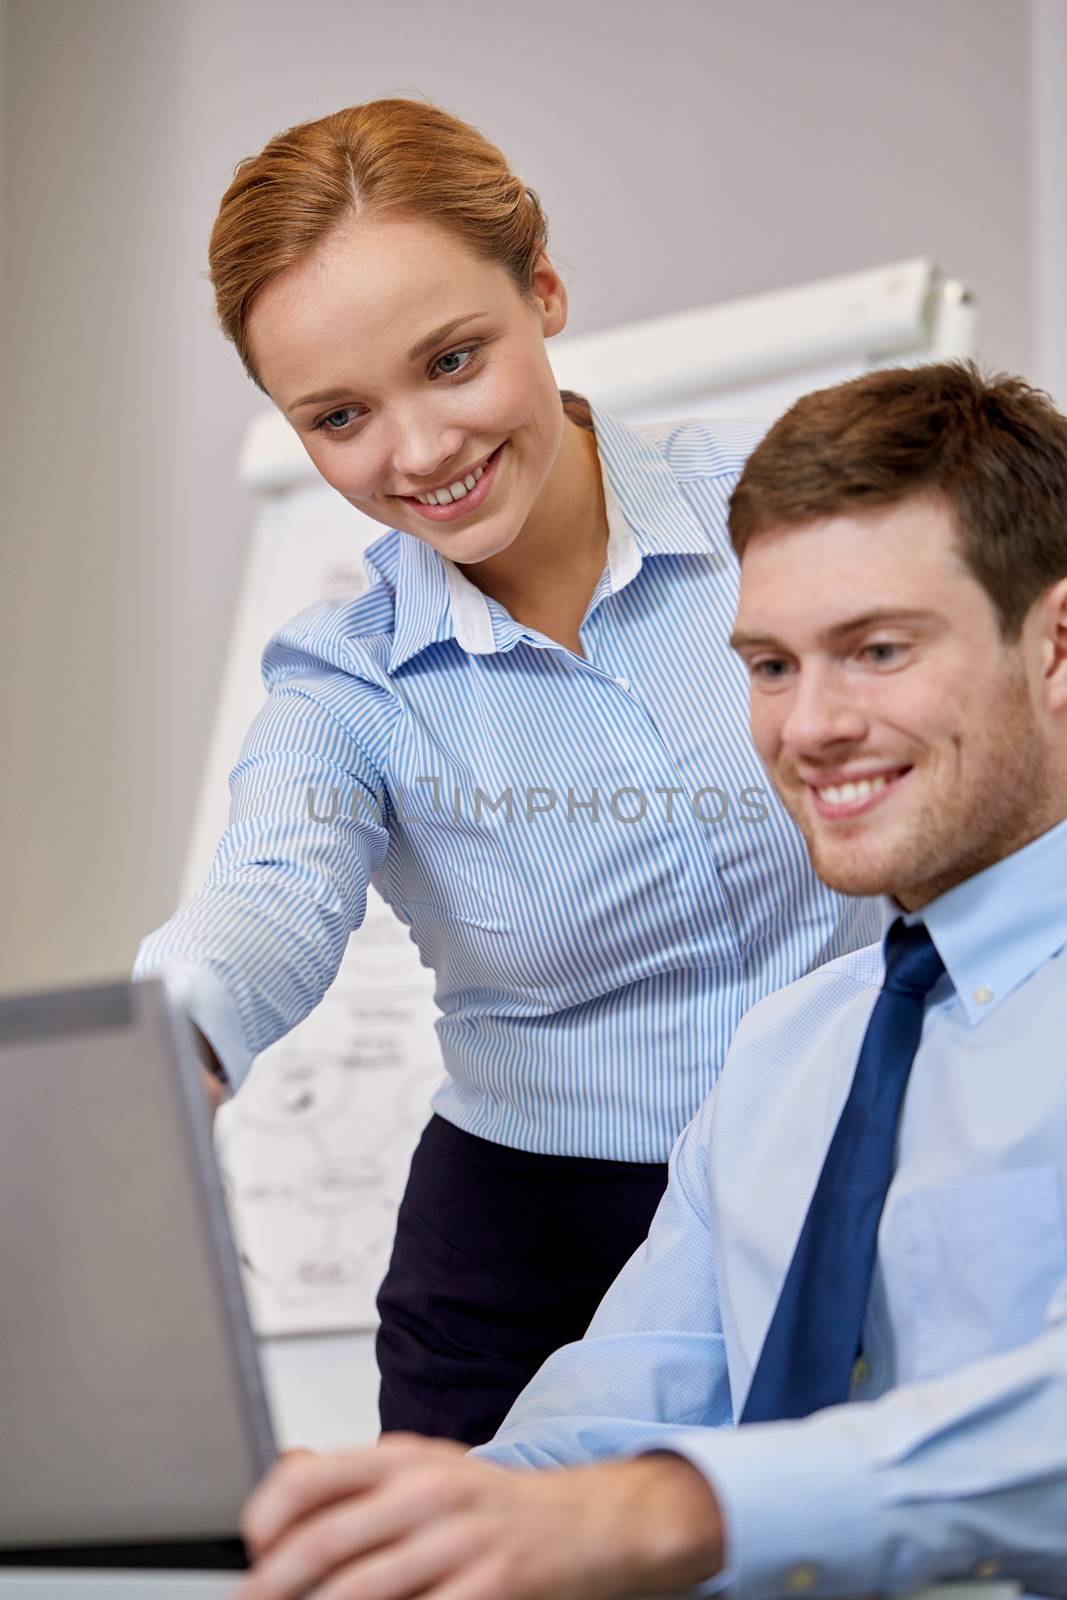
[731,495,1059,909]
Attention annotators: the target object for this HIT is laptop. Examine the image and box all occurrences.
[0,976,277,1577]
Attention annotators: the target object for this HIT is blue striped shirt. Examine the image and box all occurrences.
[133,402,880,1161]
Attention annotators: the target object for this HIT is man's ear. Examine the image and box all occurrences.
[1040,575,1067,713]
[530,251,567,339]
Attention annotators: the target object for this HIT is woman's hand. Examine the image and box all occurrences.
[235,1433,724,1600]
[201,1065,228,1114]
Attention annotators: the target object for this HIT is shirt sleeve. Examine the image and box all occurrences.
[473,1091,734,1471]
[141,960,250,1087]
[654,1280,1067,1599]
[132,625,392,1091]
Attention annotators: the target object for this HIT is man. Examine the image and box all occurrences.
[234,362,1067,1600]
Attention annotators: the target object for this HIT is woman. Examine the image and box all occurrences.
[134,96,879,1444]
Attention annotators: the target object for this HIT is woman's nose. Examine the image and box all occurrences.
[389,418,466,486]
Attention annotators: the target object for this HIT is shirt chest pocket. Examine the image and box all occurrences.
[886,1165,1067,1383]
[382,725,517,933]
[381,845,512,933]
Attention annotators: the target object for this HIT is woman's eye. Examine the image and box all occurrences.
[317,407,362,434]
[432,344,479,378]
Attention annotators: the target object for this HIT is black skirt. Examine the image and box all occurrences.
[375,1114,669,1445]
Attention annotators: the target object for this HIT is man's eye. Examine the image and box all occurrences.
[862,642,903,664]
[751,658,791,680]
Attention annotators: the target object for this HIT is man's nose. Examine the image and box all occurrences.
[780,665,868,755]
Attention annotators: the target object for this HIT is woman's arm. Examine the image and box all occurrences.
[133,627,394,1091]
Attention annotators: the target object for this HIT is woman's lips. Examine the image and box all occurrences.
[399,444,504,523]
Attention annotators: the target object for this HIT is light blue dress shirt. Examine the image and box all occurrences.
[476,816,1067,1597]
[134,404,878,1160]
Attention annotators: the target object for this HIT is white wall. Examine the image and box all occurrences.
[0,0,1043,991]
[1030,0,1067,409]
[0,0,6,384]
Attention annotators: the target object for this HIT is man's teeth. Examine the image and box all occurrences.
[414,461,487,506]
[819,775,891,805]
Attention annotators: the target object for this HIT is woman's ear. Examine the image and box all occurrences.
[529,251,567,338]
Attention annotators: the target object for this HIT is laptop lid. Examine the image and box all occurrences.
[0,977,277,1569]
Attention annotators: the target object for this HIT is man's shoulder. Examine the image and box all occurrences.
[721,939,884,1094]
[737,939,884,1039]
[701,939,885,1163]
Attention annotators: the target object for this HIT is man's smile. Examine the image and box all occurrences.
[801,765,914,820]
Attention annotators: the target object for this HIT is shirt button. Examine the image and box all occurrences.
[786,1565,819,1592]
[973,985,993,1005]
[615,676,631,692]
[972,1558,1001,1579]
[851,1356,870,1386]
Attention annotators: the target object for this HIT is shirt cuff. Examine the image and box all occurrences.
[134,961,253,1091]
[645,1415,885,1600]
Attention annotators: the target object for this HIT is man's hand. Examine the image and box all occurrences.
[234,1433,724,1600]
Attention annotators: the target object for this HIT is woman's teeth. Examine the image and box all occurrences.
[413,461,487,506]
[820,775,890,805]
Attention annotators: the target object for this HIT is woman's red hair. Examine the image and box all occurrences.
[208,97,550,392]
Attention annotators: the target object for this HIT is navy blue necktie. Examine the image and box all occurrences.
[740,918,945,1423]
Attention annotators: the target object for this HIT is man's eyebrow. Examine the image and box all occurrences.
[287,312,489,415]
[729,608,939,651]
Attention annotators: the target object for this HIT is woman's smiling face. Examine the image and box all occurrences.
[247,210,570,566]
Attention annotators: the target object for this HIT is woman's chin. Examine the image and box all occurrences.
[428,528,519,568]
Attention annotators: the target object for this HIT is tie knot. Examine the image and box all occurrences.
[882,918,945,996]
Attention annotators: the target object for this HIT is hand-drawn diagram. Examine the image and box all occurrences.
[214,889,444,1336]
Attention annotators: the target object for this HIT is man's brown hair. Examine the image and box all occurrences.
[728,361,1067,638]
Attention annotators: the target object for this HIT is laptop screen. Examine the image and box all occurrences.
[0,978,276,1567]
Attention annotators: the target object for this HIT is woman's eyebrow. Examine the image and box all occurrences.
[406,311,488,362]
[288,312,489,413]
